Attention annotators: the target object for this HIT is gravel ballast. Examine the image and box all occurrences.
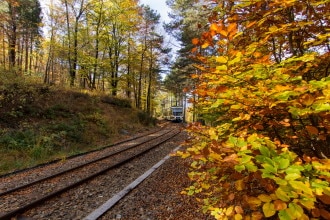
[1,124,212,220]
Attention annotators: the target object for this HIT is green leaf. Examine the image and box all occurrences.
[285,173,301,181]
[278,158,290,169]
[211,99,224,108]
[262,164,277,174]
[313,103,330,112]
[237,138,247,147]
[279,209,291,220]
[274,91,298,101]
[240,155,252,164]
[228,136,237,146]
[273,177,287,186]
[262,173,275,179]
[245,162,258,172]
[287,203,304,218]
[289,181,313,196]
[259,146,270,157]
[235,164,245,172]
[285,165,304,175]
[275,187,291,202]
[263,202,276,217]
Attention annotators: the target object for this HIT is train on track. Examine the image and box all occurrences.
[164,106,183,122]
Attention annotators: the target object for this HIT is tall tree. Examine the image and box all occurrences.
[62,0,87,86]
[0,0,41,71]
[164,0,211,120]
[134,5,166,112]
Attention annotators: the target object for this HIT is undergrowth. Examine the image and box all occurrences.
[0,75,156,175]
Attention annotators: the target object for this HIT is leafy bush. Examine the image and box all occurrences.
[101,96,132,108]
[47,118,85,142]
[179,0,330,219]
[0,130,36,150]
[137,111,157,126]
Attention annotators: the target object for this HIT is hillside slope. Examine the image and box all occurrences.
[0,81,156,175]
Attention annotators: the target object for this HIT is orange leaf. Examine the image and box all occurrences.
[246,21,257,28]
[318,134,327,140]
[192,38,199,45]
[202,42,210,48]
[210,23,219,32]
[251,211,263,220]
[300,93,315,106]
[312,208,320,217]
[219,29,228,37]
[228,23,238,36]
[318,194,330,205]
[191,47,198,53]
[246,196,261,210]
[228,193,235,201]
[320,209,330,219]
[273,200,287,210]
[306,125,319,135]
[235,206,244,214]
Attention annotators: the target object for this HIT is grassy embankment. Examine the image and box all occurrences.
[0,76,156,175]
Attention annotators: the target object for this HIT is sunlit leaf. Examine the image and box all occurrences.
[289,180,313,196]
[278,209,291,220]
[287,202,304,218]
[258,194,272,202]
[273,200,287,210]
[262,202,276,217]
[235,179,245,191]
[275,187,290,202]
[192,38,199,45]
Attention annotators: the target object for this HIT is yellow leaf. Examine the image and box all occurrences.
[210,23,219,32]
[216,56,228,64]
[225,206,234,216]
[219,29,228,37]
[258,194,272,202]
[235,179,245,191]
[234,214,243,220]
[274,84,291,92]
[269,25,278,32]
[216,65,228,71]
[246,196,262,210]
[262,202,276,217]
[202,42,210,48]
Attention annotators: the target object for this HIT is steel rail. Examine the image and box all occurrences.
[0,129,180,220]
[0,129,173,197]
[0,124,169,179]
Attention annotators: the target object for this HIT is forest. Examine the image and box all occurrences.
[0,0,173,114]
[1,0,330,219]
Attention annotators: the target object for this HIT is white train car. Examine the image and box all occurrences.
[170,106,183,122]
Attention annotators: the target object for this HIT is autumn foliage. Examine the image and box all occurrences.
[178,0,330,219]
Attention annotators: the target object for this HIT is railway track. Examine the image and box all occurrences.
[0,124,182,220]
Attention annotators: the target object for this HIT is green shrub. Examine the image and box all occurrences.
[137,111,157,126]
[101,96,132,108]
